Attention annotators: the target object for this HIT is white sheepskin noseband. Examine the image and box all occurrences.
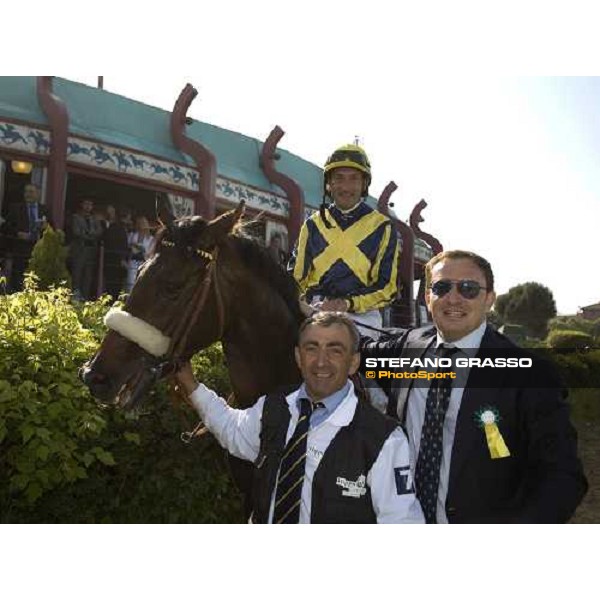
[104,308,171,357]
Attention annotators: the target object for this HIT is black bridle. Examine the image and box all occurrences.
[137,240,225,385]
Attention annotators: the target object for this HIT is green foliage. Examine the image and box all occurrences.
[27,226,71,290]
[552,350,600,389]
[495,282,557,339]
[548,315,600,340]
[546,329,594,349]
[569,388,600,422]
[0,283,243,522]
[487,309,504,329]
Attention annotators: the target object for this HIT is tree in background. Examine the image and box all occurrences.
[495,282,557,339]
[547,315,600,340]
[547,329,594,349]
[27,226,71,291]
[487,309,504,330]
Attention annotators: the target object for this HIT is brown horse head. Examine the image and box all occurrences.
[81,197,303,410]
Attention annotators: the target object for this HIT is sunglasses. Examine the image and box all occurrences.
[430,279,489,299]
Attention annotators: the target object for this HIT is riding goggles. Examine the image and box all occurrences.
[430,279,489,299]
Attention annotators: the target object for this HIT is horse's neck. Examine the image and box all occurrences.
[222,299,301,408]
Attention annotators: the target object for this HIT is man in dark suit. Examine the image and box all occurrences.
[102,204,128,300]
[69,197,103,301]
[360,249,587,523]
[2,183,48,291]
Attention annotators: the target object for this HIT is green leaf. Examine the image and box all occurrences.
[21,424,35,443]
[36,427,51,441]
[124,432,141,445]
[82,452,95,467]
[36,445,50,461]
[92,447,116,466]
[25,482,43,504]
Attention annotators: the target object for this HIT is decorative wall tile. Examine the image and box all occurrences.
[0,120,293,218]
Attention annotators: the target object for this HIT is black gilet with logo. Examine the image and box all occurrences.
[251,387,397,524]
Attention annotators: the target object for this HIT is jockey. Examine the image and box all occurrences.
[289,143,400,337]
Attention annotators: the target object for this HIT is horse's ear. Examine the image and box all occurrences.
[156,192,175,228]
[204,201,245,244]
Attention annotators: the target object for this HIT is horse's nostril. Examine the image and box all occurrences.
[80,365,107,386]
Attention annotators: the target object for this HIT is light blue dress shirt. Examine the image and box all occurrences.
[296,380,351,428]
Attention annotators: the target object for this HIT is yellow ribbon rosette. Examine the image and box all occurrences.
[479,409,511,459]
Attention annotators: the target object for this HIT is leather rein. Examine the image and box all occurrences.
[145,240,225,383]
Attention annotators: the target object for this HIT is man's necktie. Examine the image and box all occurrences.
[415,344,458,524]
[273,398,313,524]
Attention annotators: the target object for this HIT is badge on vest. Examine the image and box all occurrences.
[336,474,367,498]
[394,465,414,495]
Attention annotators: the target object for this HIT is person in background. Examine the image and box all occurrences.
[102,204,128,301]
[268,232,287,267]
[2,183,48,292]
[126,215,154,292]
[119,207,134,235]
[93,205,109,234]
[70,197,103,301]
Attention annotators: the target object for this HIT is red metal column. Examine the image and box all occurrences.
[378,182,415,326]
[170,84,216,219]
[410,199,443,326]
[410,199,443,256]
[260,126,305,248]
[36,76,69,230]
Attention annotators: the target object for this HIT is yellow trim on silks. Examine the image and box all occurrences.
[293,221,310,286]
[484,423,511,459]
[352,229,400,312]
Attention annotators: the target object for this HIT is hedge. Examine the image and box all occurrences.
[0,282,243,523]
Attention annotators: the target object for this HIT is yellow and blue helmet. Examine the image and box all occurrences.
[324,143,372,194]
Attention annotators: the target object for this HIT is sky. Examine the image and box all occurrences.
[60,74,599,316]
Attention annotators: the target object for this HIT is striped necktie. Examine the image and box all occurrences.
[415,344,458,524]
[273,398,313,524]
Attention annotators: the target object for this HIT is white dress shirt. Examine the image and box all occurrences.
[405,320,487,523]
[190,381,424,524]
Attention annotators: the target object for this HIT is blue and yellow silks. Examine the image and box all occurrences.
[289,202,399,314]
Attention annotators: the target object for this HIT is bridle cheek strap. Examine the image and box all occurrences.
[104,308,171,357]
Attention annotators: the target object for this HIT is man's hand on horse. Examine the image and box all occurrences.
[320,298,350,312]
[174,361,199,396]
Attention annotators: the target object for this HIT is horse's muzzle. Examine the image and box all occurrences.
[79,362,116,403]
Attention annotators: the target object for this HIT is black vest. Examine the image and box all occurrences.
[252,388,397,524]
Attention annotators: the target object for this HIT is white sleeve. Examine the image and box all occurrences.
[367,427,425,524]
[189,383,264,462]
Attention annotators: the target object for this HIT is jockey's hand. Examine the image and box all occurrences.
[174,361,199,396]
[299,298,315,317]
[320,298,350,312]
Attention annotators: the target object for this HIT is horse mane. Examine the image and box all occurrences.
[154,217,208,249]
[154,217,303,326]
[230,231,304,325]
